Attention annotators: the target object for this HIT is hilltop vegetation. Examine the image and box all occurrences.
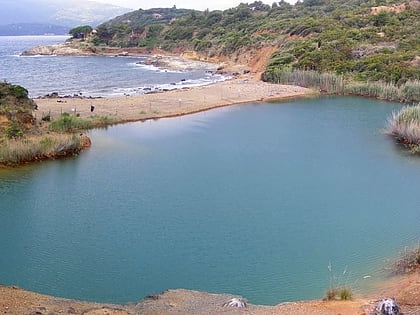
[89,0,419,87]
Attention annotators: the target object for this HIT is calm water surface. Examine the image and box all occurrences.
[0,96,419,305]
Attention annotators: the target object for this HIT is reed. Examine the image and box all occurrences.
[0,134,82,166]
[263,69,344,94]
[325,263,353,301]
[386,105,420,150]
[263,69,420,102]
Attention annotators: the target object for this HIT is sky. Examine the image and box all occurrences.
[95,0,295,11]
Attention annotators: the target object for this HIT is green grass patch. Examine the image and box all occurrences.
[49,112,92,132]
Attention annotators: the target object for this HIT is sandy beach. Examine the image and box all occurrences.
[34,76,314,125]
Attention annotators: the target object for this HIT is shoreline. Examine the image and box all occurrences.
[1,271,418,314]
[34,75,316,127]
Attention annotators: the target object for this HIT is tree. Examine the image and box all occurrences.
[69,25,93,39]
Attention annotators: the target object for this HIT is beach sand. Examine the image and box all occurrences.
[34,76,315,125]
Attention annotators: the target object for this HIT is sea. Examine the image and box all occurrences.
[0,36,227,98]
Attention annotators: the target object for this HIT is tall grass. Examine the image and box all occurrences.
[263,69,420,102]
[345,80,420,102]
[263,69,344,94]
[0,134,82,166]
[325,263,353,301]
[386,104,420,150]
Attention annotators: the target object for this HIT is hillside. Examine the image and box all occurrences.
[90,0,420,84]
[0,0,131,35]
[0,23,69,36]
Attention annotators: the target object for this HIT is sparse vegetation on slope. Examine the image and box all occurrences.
[89,0,419,92]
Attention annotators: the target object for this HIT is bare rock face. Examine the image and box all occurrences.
[21,44,89,56]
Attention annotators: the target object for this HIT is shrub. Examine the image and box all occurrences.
[5,121,24,139]
[42,112,51,122]
[69,25,93,39]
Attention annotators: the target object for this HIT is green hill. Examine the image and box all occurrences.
[90,0,419,85]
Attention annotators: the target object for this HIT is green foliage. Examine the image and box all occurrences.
[0,81,29,99]
[5,121,24,139]
[88,0,419,85]
[69,25,93,38]
[41,112,51,122]
[49,113,92,132]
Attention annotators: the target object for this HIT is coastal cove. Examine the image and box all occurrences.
[1,97,419,307]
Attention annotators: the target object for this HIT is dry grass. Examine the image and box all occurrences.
[0,134,82,166]
[386,105,420,152]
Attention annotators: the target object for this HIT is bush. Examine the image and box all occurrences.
[5,121,24,139]
[69,25,93,39]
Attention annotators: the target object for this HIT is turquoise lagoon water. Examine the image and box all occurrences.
[0,96,419,305]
